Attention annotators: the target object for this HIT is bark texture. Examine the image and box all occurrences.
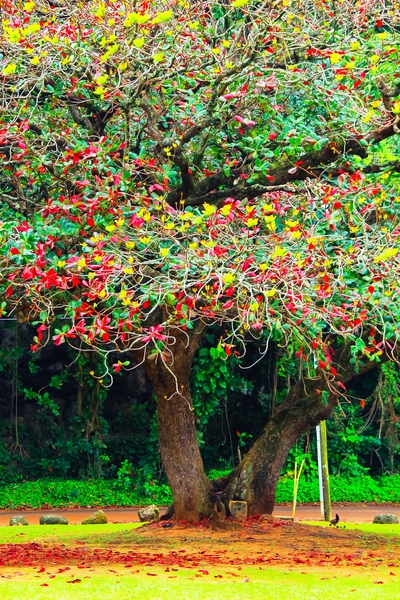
[139,324,211,522]
[219,343,383,515]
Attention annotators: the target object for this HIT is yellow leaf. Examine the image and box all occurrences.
[2,63,17,75]
[94,2,106,18]
[153,53,165,63]
[223,273,235,285]
[203,203,217,216]
[95,74,108,85]
[24,1,35,12]
[271,246,287,259]
[374,247,398,263]
[232,0,249,7]
[160,247,170,257]
[133,37,145,48]
[152,10,172,24]
[329,52,342,65]
[94,86,105,97]
[30,56,40,65]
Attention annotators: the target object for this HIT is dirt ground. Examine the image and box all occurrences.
[0,503,398,526]
[1,519,399,571]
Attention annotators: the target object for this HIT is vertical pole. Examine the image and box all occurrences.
[318,421,332,522]
[316,425,324,519]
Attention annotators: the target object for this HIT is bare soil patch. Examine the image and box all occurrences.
[1,519,399,572]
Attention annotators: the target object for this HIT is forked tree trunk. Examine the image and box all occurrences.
[219,343,382,515]
[139,324,212,522]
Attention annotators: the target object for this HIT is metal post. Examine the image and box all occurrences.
[316,425,324,519]
[316,421,332,522]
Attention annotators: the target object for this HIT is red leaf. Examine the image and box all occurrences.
[147,573,158,576]
[67,579,81,583]
[38,567,45,573]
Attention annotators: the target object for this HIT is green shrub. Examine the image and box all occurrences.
[0,474,399,510]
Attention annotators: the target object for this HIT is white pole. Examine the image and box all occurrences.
[316,425,324,520]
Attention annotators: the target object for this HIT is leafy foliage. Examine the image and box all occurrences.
[0,0,399,392]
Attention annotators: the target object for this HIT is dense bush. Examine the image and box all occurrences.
[0,474,399,510]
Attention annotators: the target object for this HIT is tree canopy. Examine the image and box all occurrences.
[1,0,400,389]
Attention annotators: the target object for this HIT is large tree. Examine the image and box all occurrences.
[1,0,400,520]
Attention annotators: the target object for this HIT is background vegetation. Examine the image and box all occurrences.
[0,320,399,507]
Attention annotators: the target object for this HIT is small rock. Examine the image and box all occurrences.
[373,514,399,525]
[229,500,248,520]
[39,515,68,525]
[81,510,108,525]
[259,514,276,523]
[9,516,29,526]
[138,505,159,522]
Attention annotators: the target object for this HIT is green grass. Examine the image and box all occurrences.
[302,521,400,536]
[0,565,398,600]
[0,523,143,545]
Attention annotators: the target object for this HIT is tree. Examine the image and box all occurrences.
[1,0,400,520]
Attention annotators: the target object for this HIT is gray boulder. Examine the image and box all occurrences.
[10,516,29,526]
[138,505,159,522]
[39,515,69,525]
[82,510,108,525]
[373,514,399,525]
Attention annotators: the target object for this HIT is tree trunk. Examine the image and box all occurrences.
[220,343,382,515]
[139,324,212,522]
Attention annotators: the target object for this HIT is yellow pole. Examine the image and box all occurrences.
[319,420,332,522]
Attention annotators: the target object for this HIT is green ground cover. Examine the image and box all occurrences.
[1,473,400,509]
[0,565,397,600]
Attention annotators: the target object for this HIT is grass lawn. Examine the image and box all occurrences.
[0,564,398,600]
[0,520,399,599]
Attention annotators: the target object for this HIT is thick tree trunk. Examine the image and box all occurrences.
[220,343,382,515]
[139,324,211,522]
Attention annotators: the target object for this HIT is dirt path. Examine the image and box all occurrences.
[0,503,398,526]
[0,520,399,570]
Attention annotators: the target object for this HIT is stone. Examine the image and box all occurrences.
[259,514,276,523]
[9,516,29,526]
[373,514,399,525]
[138,505,159,522]
[229,500,248,520]
[39,515,68,525]
[81,510,108,525]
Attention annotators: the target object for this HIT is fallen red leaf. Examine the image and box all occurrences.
[67,579,81,583]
